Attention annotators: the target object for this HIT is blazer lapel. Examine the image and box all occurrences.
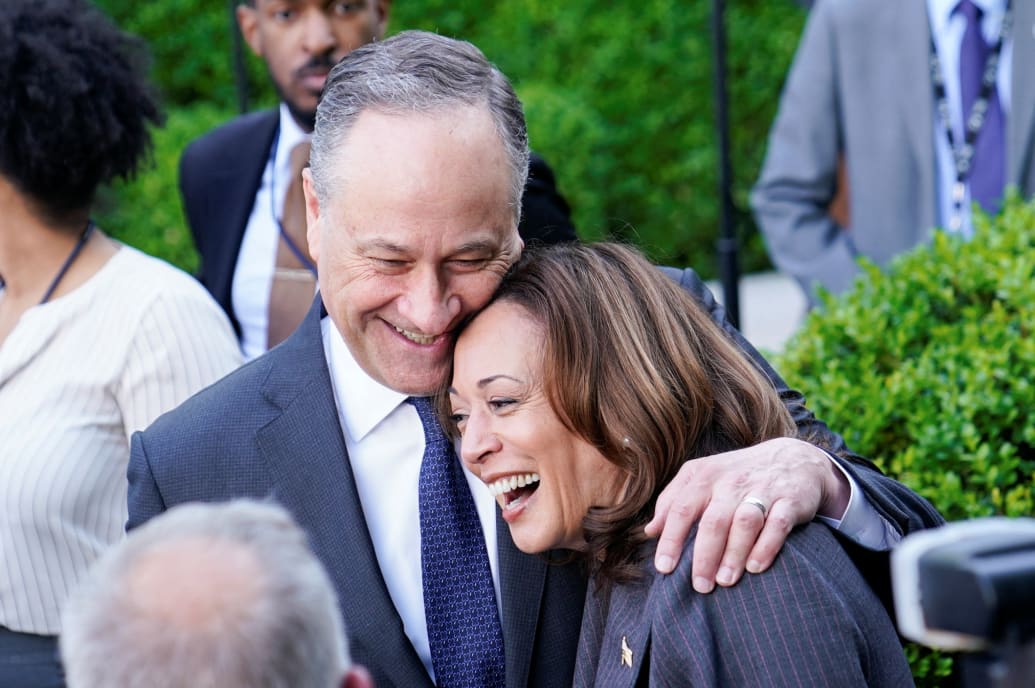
[208,112,279,314]
[1008,0,1035,186]
[586,579,651,688]
[497,511,547,687]
[256,298,432,687]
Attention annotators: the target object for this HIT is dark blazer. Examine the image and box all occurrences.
[128,268,941,687]
[179,109,577,336]
[573,524,914,687]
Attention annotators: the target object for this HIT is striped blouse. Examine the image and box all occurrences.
[0,245,242,634]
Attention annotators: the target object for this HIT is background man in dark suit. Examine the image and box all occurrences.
[181,0,576,359]
[131,31,941,687]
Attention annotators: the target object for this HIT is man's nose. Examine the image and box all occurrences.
[397,269,461,335]
[301,9,335,55]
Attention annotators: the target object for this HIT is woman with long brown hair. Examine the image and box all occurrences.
[446,242,912,686]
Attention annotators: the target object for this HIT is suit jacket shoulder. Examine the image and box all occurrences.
[522,153,577,245]
[576,524,913,687]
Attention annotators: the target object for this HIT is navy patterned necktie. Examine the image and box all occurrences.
[956,0,1005,212]
[408,396,506,688]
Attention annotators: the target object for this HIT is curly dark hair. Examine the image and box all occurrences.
[0,0,163,225]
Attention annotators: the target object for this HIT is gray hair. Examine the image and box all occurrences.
[310,29,530,223]
[60,500,348,688]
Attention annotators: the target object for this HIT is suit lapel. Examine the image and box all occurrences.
[256,299,432,687]
[587,579,651,688]
[1008,0,1035,186]
[497,511,547,687]
[209,112,279,313]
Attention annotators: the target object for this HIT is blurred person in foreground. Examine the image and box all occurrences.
[129,31,941,687]
[447,242,915,686]
[0,1,241,684]
[183,0,575,359]
[61,500,373,688]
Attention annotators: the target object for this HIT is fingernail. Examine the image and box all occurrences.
[716,566,734,586]
[656,555,675,573]
[693,576,715,594]
[746,559,762,574]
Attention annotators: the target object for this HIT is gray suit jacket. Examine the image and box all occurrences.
[128,269,941,687]
[573,524,914,687]
[752,0,1035,303]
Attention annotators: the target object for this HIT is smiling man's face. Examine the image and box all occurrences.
[302,105,522,395]
[237,0,390,130]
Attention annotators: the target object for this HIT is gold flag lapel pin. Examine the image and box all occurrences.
[621,636,633,668]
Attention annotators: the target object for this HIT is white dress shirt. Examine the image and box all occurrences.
[233,104,313,360]
[0,245,241,634]
[321,317,501,683]
[928,0,1012,238]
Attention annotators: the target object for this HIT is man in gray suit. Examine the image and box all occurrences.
[753,0,1035,307]
[128,31,941,687]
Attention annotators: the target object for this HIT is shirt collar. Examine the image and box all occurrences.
[929,0,1006,31]
[322,316,409,443]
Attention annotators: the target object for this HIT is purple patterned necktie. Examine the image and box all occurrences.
[408,396,506,688]
[956,0,1005,212]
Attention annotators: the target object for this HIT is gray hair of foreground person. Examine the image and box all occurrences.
[309,29,530,223]
[60,500,371,688]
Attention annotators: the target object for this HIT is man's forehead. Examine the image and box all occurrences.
[335,106,504,161]
[351,233,509,254]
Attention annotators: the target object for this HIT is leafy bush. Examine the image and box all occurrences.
[394,0,805,275]
[93,0,273,110]
[91,0,806,277]
[777,194,1035,684]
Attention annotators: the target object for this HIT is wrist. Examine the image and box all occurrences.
[817,447,851,519]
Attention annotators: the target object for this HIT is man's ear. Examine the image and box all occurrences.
[342,665,374,688]
[374,0,392,38]
[302,168,321,264]
[236,4,263,57]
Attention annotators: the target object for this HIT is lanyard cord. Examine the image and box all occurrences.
[0,218,96,305]
[928,0,1012,229]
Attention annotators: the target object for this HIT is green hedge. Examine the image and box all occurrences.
[777,194,1035,684]
[91,0,806,278]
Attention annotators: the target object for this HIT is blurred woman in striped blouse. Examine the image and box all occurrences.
[0,2,242,684]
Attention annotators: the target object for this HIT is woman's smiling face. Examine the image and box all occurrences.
[449,300,625,553]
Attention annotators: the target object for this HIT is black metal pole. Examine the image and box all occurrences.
[709,0,741,328]
[228,0,250,114]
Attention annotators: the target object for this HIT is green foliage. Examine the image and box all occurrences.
[94,103,235,273]
[777,194,1035,685]
[93,0,274,110]
[393,0,805,275]
[90,0,804,276]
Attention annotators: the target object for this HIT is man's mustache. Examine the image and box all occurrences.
[295,55,337,80]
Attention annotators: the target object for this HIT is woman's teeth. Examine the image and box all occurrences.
[487,473,540,497]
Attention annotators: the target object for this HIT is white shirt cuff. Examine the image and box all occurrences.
[815,452,901,551]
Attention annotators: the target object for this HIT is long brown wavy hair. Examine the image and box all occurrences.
[446,242,796,584]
